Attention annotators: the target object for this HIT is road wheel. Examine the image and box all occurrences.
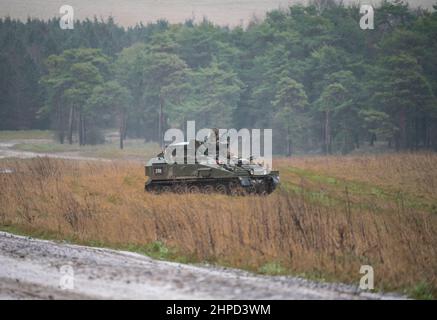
[246,186,256,195]
[148,185,161,194]
[236,186,248,196]
[187,184,200,194]
[202,184,214,194]
[215,183,227,195]
[161,186,172,193]
[173,184,186,194]
[229,182,246,196]
[257,189,268,196]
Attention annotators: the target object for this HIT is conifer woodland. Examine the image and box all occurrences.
[1,0,437,154]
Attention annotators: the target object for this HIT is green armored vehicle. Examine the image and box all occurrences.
[145,139,279,195]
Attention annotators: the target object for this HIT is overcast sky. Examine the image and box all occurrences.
[0,0,435,27]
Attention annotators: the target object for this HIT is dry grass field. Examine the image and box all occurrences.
[0,154,436,298]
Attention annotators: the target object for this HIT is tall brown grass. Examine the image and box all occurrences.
[276,153,437,200]
[0,155,436,297]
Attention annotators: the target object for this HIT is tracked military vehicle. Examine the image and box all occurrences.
[145,138,279,195]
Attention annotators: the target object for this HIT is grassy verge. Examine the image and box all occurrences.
[0,130,53,140]
[0,156,436,299]
[0,224,194,264]
[279,166,436,213]
[0,223,429,299]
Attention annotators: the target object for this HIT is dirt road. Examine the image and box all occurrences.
[0,232,406,300]
[0,141,106,161]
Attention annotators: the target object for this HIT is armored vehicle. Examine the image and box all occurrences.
[145,139,279,195]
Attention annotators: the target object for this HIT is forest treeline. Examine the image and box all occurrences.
[1,0,437,154]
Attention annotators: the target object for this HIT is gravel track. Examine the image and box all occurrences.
[0,232,406,300]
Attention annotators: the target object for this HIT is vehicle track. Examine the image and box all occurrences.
[0,232,406,300]
[0,141,107,161]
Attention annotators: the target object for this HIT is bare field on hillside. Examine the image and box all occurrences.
[1,1,435,27]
